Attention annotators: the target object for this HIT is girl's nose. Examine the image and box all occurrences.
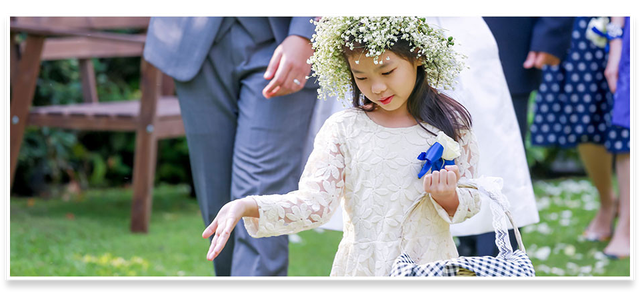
[371,81,387,95]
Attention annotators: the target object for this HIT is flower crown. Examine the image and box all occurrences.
[307,16,467,101]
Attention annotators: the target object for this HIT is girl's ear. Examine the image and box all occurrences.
[416,56,426,67]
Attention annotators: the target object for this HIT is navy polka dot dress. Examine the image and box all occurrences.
[530,17,630,154]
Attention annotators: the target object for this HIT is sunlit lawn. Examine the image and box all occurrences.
[9,178,630,277]
[9,184,212,276]
[521,178,630,276]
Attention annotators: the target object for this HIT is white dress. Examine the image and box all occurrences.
[244,109,481,276]
[426,17,539,236]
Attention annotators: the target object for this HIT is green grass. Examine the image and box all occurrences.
[521,178,630,276]
[10,184,212,276]
[9,178,630,277]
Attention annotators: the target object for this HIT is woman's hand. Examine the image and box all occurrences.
[202,198,258,261]
[424,165,461,216]
[605,39,623,93]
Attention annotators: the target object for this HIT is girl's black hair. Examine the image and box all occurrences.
[343,39,472,141]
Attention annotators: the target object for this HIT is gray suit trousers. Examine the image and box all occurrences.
[174,20,316,276]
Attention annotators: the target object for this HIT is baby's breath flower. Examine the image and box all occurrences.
[308,17,466,101]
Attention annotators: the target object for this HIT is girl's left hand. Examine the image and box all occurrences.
[424,165,461,199]
[424,165,462,217]
[202,198,256,261]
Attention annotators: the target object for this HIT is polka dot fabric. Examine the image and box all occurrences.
[530,17,630,154]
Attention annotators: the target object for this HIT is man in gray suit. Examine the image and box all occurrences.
[143,17,318,276]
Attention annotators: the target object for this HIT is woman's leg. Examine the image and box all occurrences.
[577,143,616,241]
[604,153,630,258]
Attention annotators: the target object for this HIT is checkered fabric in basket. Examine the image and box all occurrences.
[390,250,535,277]
[389,177,536,277]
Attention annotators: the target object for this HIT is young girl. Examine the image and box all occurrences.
[202,16,481,276]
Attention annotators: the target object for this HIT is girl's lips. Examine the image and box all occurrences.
[380,95,394,105]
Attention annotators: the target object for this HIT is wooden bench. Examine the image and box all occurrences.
[10,17,185,233]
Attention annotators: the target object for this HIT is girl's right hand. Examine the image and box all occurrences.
[202,198,257,261]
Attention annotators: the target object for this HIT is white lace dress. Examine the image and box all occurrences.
[243,108,481,276]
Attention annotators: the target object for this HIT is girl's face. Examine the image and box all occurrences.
[347,51,419,115]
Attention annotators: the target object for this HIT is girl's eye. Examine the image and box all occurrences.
[355,77,367,81]
[382,69,395,76]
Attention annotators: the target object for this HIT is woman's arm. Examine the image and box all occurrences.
[604,17,626,93]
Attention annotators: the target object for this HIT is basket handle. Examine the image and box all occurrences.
[458,179,526,254]
[505,210,526,254]
[398,178,526,255]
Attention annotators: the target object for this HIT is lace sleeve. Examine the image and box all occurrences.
[428,128,482,224]
[243,114,345,238]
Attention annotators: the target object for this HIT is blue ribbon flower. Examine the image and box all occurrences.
[417,142,456,179]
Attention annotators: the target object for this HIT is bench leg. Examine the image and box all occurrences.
[130,131,158,233]
[10,36,45,188]
[130,58,162,233]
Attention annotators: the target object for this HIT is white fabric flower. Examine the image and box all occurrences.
[435,131,461,160]
[586,17,609,48]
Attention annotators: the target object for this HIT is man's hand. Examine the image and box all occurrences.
[262,35,314,99]
[523,51,561,69]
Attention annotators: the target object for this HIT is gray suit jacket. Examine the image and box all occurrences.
[143,17,317,82]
